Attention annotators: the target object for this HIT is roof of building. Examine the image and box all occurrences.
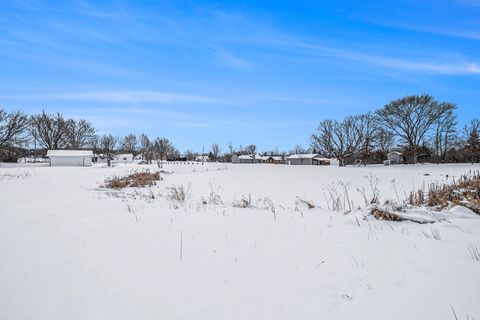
[388,151,402,155]
[238,154,258,160]
[287,153,328,160]
[264,156,283,161]
[47,150,93,157]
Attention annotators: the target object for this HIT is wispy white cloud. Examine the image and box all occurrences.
[216,50,253,70]
[260,38,480,75]
[0,91,226,104]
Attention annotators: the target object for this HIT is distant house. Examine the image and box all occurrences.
[263,155,284,164]
[287,153,330,165]
[386,151,403,165]
[232,154,262,163]
[113,153,134,164]
[47,150,93,167]
[195,155,209,162]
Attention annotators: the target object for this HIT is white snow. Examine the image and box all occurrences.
[1,162,480,319]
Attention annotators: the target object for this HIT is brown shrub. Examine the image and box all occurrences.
[104,171,161,189]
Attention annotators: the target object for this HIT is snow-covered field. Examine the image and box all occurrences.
[1,162,480,319]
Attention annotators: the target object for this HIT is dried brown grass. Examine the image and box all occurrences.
[104,171,161,189]
[408,170,480,214]
[370,208,404,222]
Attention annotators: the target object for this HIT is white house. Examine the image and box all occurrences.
[263,155,284,164]
[113,153,134,164]
[195,155,209,162]
[47,150,93,167]
[287,154,330,165]
[386,151,403,165]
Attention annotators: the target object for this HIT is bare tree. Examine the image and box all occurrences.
[120,134,137,154]
[30,111,70,149]
[377,95,456,163]
[184,149,195,161]
[244,144,257,155]
[356,113,378,165]
[375,128,395,159]
[311,119,336,157]
[433,110,457,163]
[210,143,221,162]
[100,134,118,166]
[291,144,308,154]
[311,119,349,166]
[66,119,96,149]
[139,133,152,163]
[0,109,29,149]
[89,134,100,154]
[153,137,173,161]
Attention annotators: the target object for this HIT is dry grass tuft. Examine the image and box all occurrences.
[370,207,404,222]
[233,194,253,208]
[408,170,480,214]
[104,171,161,189]
[295,196,316,209]
[166,184,191,202]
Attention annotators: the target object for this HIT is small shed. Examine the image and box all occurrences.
[287,154,330,165]
[387,151,403,165]
[195,155,209,162]
[239,154,262,164]
[47,150,93,167]
[113,153,134,164]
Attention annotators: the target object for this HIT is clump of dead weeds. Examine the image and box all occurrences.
[408,170,480,214]
[370,207,404,222]
[104,171,161,189]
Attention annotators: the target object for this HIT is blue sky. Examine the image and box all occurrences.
[1,0,479,152]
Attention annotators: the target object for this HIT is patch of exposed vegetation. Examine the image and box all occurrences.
[408,170,480,214]
[370,207,404,222]
[166,184,191,203]
[233,194,253,208]
[104,171,161,189]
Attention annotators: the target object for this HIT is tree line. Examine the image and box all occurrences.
[0,110,180,165]
[310,94,480,165]
[1,94,480,165]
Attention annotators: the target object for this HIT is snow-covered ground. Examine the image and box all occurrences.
[1,162,479,319]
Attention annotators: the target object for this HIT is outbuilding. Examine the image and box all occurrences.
[195,155,209,162]
[238,154,262,164]
[47,150,93,167]
[386,151,403,165]
[287,154,330,165]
